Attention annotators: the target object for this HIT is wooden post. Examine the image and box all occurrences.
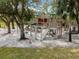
[69,28,72,42]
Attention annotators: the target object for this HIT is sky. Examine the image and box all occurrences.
[28,0,53,14]
[40,0,52,5]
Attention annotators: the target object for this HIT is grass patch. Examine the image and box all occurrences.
[0,20,5,28]
[0,20,17,28]
[0,48,79,59]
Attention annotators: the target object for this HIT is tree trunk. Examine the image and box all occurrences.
[20,29,25,40]
[75,9,79,33]
[7,23,11,33]
[11,20,15,29]
[13,16,27,40]
[20,24,26,40]
[78,24,79,33]
[69,28,72,42]
[76,16,79,33]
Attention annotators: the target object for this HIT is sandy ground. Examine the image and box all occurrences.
[0,28,79,48]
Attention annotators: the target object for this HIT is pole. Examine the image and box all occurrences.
[69,28,72,42]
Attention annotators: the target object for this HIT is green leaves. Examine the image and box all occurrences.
[24,8,35,22]
[57,0,78,20]
[0,0,13,15]
[62,13,67,20]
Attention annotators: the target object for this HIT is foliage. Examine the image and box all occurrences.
[57,0,79,20]
[0,0,35,39]
[57,0,79,32]
[50,0,59,17]
[24,8,35,22]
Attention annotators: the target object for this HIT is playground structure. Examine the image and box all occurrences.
[24,13,68,41]
[24,13,51,40]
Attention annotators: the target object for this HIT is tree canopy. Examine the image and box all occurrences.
[57,0,79,32]
[0,0,35,40]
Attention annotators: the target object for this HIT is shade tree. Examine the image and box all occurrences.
[0,0,35,40]
[57,0,79,33]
